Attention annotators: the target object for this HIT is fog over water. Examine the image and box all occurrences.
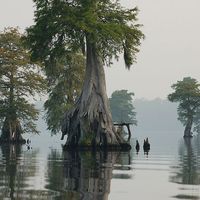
[134,98,183,132]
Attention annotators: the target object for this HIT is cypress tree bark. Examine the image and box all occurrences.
[62,40,130,150]
[184,116,193,138]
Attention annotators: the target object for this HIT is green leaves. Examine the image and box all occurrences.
[44,53,85,134]
[25,0,144,68]
[168,77,200,113]
[109,90,137,125]
[0,28,46,134]
[168,77,200,133]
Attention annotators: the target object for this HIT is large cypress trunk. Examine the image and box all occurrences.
[184,116,193,137]
[0,117,26,144]
[61,40,130,150]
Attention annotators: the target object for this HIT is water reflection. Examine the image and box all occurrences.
[46,150,132,200]
[3,132,200,199]
[170,135,200,200]
[170,137,200,185]
[0,144,38,199]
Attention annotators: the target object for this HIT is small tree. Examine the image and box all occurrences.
[168,77,200,137]
[0,28,46,143]
[109,90,137,125]
[44,54,85,134]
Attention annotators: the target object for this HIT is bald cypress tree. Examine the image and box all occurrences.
[168,77,200,137]
[0,28,46,143]
[26,0,144,149]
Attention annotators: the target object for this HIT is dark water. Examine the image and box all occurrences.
[0,131,200,200]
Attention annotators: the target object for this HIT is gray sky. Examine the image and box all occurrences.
[1,0,200,100]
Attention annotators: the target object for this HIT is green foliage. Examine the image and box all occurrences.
[109,90,137,124]
[44,53,85,134]
[168,77,200,133]
[25,0,144,69]
[0,27,46,134]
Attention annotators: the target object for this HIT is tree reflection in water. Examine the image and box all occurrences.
[46,150,132,200]
[0,144,36,199]
[0,144,57,199]
[170,136,200,185]
[170,136,200,199]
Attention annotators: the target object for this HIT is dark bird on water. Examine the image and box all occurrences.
[143,137,150,153]
[135,140,140,153]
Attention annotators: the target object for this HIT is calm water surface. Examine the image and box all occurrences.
[0,131,200,200]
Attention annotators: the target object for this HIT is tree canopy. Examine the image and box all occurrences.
[109,90,137,125]
[0,27,46,141]
[26,0,144,68]
[168,77,200,137]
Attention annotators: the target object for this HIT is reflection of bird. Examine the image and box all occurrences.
[26,139,32,151]
[135,140,140,153]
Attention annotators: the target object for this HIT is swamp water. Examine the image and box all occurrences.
[0,131,200,200]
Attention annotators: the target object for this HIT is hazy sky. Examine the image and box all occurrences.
[1,0,200,100]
